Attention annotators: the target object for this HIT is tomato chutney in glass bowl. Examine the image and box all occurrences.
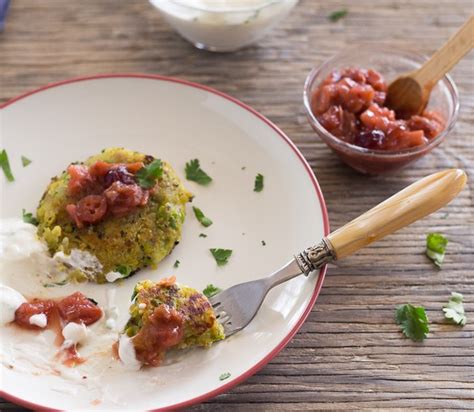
[303,48,459,174]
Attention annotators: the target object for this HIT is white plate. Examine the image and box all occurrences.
[0,75,329,410]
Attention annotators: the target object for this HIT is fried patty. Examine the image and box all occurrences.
[124,278,224,364]
[36,148,192,283]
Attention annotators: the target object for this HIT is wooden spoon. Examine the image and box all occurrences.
[386,15,474,118]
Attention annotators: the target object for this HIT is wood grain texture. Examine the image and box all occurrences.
[0,0,473,410]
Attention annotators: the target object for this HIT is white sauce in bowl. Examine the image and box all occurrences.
[149,0,299,51]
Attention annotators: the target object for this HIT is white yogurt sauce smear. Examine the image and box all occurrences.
[0,218,47,261]
[0,217,151,406]
[118,334,142,371]
[29,313,48,328]
[0,284,26,325]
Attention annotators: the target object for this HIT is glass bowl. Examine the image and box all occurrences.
[149,0,299,52]
[303,47,459,175]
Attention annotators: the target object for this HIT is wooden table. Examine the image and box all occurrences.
[1,0,473,410]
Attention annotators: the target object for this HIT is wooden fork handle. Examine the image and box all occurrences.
[326,169,467,259]
[414,15,474,88]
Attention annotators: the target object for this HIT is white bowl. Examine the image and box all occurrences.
[149,0,299,52]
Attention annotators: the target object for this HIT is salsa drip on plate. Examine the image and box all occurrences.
[311,67,445,150]
[66,161,151,228]
[14,292,102,366]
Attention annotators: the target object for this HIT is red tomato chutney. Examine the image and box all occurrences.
[66,160,150,228]
[132,304,185,367]
[14,291,102,330]
[311,67,445,150]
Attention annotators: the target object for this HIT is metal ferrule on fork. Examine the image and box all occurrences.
[295,238,336,276]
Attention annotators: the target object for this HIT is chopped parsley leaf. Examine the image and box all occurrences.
[261,240,266,246]
[203,284,222,298]
[193,206,213,227]
[210,248,232,266]
[21,156,32,167]
[443,292,466,326]
[426,233,448,268]
[199,233,208,238]
[219,372,231,381]
[42,279,68,288]
[115,265,132,276]
[329,9,348,22]
[131,287,138,302]
[174,260,180,268]
[395,304,429,342]
[135,159,163,189]
[0,149,14,182]
[22,209,38,226]
[185,159,212,185]
[254,173,264,192]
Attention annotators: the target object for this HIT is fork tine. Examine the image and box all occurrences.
[208,293,222,305]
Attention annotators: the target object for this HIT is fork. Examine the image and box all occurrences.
[210,169,467,336]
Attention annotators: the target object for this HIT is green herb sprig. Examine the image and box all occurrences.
[0,149,14,182]
[395,304,430,342]
[254,173,264,192]
[21,156,32,167]
[426,233,448,268]
[329,9,348,22]
[22,209,39,226]
[443,292,466,326]
[193,206,213,227]
[210,248,232,266]
[185,159,212,185]
[219,372,231,381]
[135,159,163,189]
[203,284,222,298]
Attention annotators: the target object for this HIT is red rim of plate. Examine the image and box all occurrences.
[0,74,330,412]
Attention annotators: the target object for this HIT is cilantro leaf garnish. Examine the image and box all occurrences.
[254,173,264,192]
[203,284,222,298]
[42,279,68,288]
[193,206,213,227]
[329,9,348,22]
[185,159,212,185]
[131,287,139,302]
[443,292,466,326]
[426,233,448,268]
[173,260,180,268]
[115,265,132,277]
[135,159,163,189]
[219,372,231,381]
[21,156,32,167]
[395,304,429,342]
[199,233,207,238]
[210,248,232,266]
[0,149,14,182]
[22,209,39,226]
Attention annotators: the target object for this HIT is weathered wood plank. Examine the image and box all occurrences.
[0,0,473,410]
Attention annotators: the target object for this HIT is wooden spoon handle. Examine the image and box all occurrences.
[414,15,474,88]
[326,169,467,259]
